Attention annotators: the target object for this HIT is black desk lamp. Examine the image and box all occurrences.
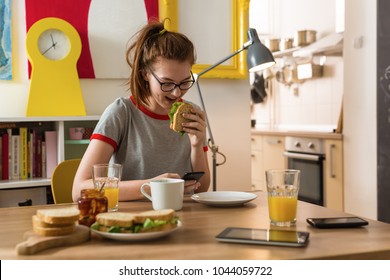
[194,28,275,192]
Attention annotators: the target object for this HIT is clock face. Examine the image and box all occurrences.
[38,28,70,61]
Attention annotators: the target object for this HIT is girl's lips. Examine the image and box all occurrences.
[165,96,179,103]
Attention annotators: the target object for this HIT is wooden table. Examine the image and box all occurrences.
[1,191,390,260]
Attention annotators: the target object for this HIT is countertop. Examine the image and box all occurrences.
[251,126,343,140]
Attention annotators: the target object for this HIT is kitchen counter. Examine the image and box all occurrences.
[251,127,342,140]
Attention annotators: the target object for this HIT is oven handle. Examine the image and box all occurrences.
[283,151,321,161]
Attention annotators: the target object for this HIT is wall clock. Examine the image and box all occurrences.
[25,17,86,116]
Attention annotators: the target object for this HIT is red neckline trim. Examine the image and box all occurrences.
[130,95,182,120]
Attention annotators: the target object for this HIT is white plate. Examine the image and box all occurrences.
[191,191,257,207]
[91,221,182,241]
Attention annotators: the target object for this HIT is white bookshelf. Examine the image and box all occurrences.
[0,116,100,204]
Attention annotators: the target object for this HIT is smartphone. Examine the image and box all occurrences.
[306,217,369,228]
[215,227,310,247]
[181,171,205,181]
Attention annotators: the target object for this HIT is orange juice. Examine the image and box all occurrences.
[266,170,300,227]
[269,229,298,242]
[268,196,297,223]
[103,186,119,211]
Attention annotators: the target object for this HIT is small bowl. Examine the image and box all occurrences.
[69,127,85,140]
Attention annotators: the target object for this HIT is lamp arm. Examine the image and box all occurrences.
[195,80,227,191]
[195,81,215,145]
[193,38,255,192]
[197,40,253,78]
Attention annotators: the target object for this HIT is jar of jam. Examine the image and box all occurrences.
[77,188,108,227]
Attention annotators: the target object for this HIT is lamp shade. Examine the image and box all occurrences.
[246,28,276,72]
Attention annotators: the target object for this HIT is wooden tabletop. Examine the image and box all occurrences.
[1,191,390,260]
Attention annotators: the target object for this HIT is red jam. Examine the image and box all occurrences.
[77,189,108,227]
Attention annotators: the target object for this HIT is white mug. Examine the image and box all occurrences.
[140,179,184,211]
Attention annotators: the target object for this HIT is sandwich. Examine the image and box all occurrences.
[91,209,179,233]
[32,207,80,236]
[169,102,193,135]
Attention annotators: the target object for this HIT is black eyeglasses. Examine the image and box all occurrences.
[149,69,195,92]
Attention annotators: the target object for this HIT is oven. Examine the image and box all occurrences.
[283,136,325,206]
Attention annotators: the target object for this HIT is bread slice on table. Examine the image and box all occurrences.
[32,215,76,236]
[133,209,176,224]
[32,220,76,236]
[95,212,136,228]
[36,207,80,225]
[32,214,74,228]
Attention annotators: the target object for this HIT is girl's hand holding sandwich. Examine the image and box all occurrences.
[182,107,207,148]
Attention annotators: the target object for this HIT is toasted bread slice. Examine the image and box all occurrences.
[133,209,176,224]
[32,215,75,228]
[36,207,80,225]
[95,212,135,228]
[170,103,193,133]
[33,223,76,236]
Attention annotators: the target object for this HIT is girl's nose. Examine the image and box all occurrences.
[171,87,182,97]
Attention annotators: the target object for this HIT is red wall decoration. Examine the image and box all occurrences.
[25,0,159,79]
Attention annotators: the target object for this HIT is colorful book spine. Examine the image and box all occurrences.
[11,129,20,180]
[41,140,47,178]
[27,129,35,178]
[7,128,12,179]
[36,133,42,178]
[19,127,28,179]
[0,132,3,179]
[1,131,8,180]
[44,131,57,178]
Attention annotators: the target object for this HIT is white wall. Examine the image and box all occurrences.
[343,0,377,219]
[250,0,343,130]
[0,1,251,192]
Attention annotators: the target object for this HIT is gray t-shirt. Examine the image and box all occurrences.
[91,96,204,180]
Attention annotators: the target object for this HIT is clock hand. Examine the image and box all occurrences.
[41,39,58,55]
[41,44,55,55]
[50,34,56,49]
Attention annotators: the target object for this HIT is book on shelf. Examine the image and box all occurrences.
[44,131,57,179]
[27,128,36,178]
[0,121,63,181]
[1,131,8,180]
[41,139,47,178]
[19,127,28,179]
[0,133,2,179]
[11,129,20,180]
[0,128,50,181]
[35,133,43,178]
[7,128,11,179]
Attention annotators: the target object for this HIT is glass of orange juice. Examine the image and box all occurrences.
[266,169,300,227]
[92,163,122,212]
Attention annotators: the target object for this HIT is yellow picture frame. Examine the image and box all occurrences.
[159,0,249,79]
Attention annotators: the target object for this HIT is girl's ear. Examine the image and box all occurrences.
[142,69,149,82]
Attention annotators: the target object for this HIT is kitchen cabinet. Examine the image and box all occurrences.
[251,135,286,191]
[251,130,344,210]
[324,139,344,211]
[262,135,286,173]
[0,116,99,207]
[251,135,264,191]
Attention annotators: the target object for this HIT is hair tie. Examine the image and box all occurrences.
[159,29,167,35]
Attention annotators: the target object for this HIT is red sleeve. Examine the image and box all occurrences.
[90,133,118,151]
